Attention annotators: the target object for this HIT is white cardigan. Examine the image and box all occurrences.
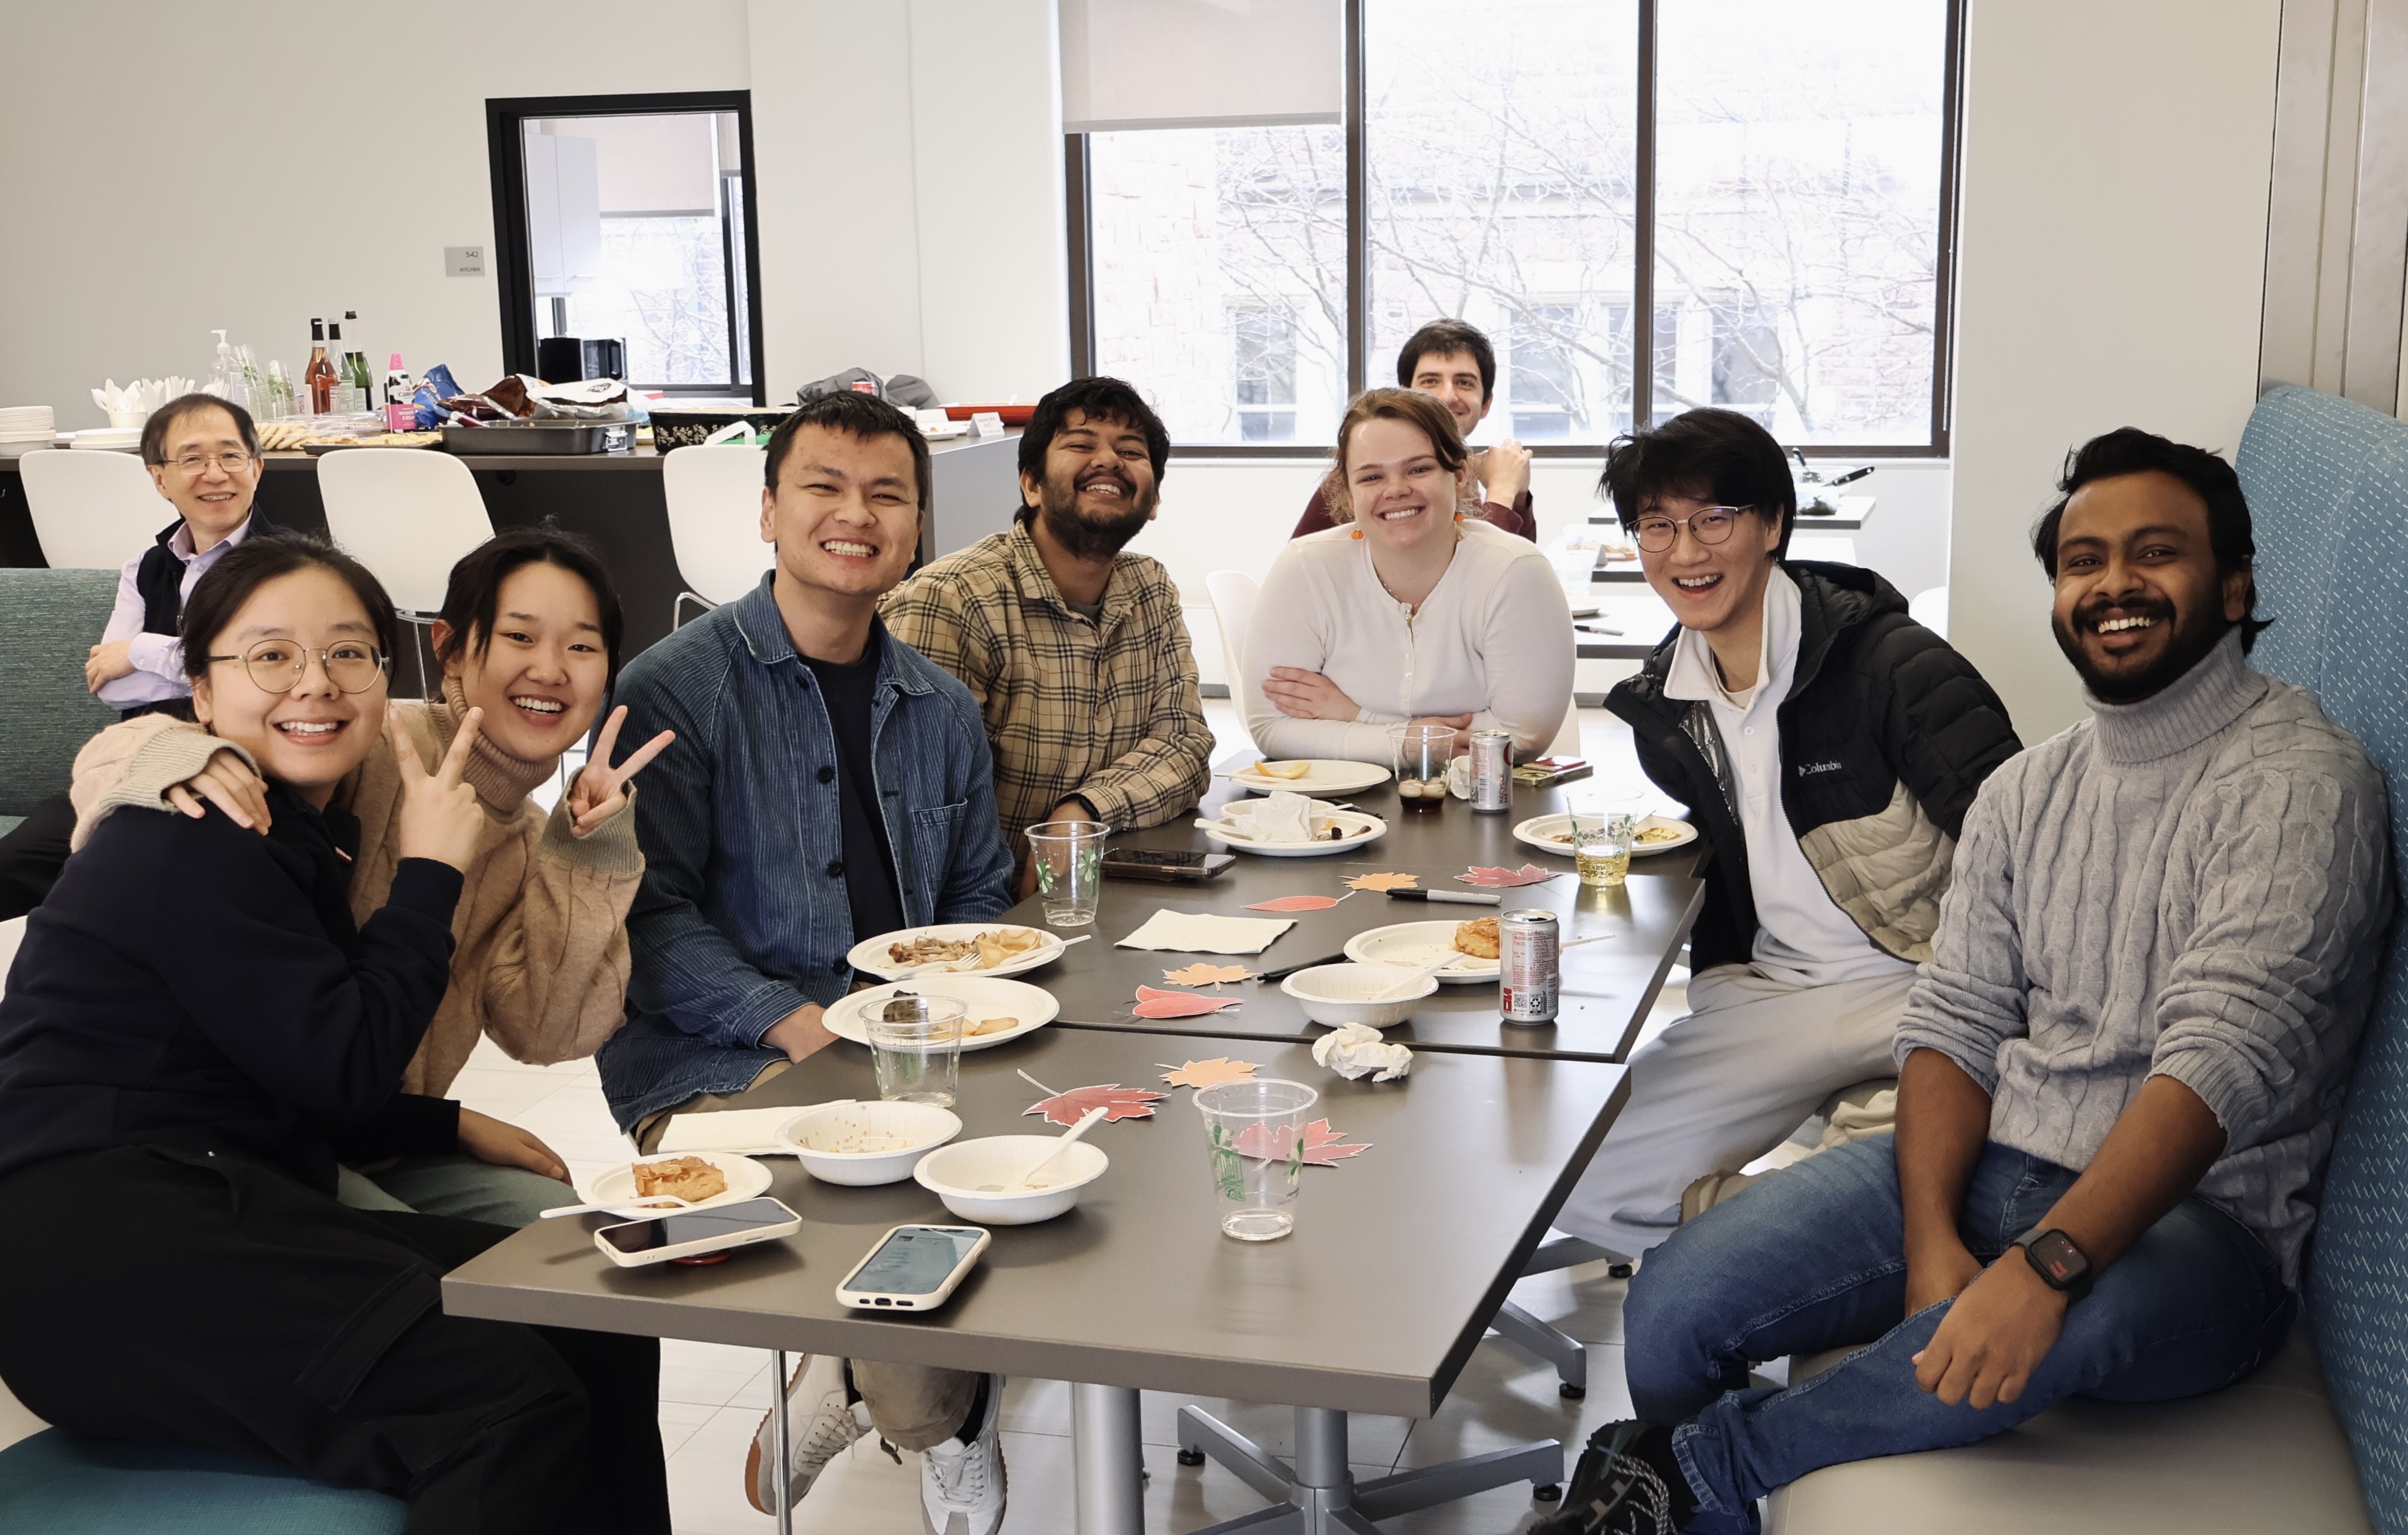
[1242,521,1574,764]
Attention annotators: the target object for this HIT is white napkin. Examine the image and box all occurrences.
[1232,790,1318,843]
[1117,908,1296,954]
[1313,1023,1412,1082]
[654,1106,797,1155]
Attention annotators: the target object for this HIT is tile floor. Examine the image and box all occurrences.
[470,703,1693,1532]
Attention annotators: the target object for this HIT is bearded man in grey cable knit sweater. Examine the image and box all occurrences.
[1539,428,2393,1535]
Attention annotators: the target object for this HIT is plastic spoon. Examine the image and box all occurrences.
[983,1105,1109,1192]
[537,1194,693,1220]
[1371,950,1464,1000]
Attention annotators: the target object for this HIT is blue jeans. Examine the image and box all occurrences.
[1623,1136,2295,1533]
[335,1154,573,1228]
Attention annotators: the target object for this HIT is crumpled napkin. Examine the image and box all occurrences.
[1313,1022,1413,1082]
[1216,790,1318,843]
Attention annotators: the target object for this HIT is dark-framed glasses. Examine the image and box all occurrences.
[1632,505,1750,553]
[204,640,389,694]
[165,451,259,476]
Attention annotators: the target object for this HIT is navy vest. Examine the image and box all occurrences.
[123,511,278,722]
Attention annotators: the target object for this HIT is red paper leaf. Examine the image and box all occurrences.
[1024,1084,1166,1127]
[1345,872,1420,892]
[1159,1057,1261,1088]
[1163,962,1254,986]
[1245,894,1342,912]
[1233,1117,1371,1166]
[1133,985,1245,1018]
[1457,863,1558,888]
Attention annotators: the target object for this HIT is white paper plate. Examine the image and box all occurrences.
[824,976,1060,1051]
[1514,813,1698,859]
[575,1151,772,1218]
[1201,805,1387,857]
[1343,920,1500,983]
[847,922,1067,982]
[1229,759,1393,796]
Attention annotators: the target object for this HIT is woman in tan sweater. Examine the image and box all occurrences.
[69,525,672,1226]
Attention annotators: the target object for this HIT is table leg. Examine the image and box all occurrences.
[1291,1408,1379,1535]
[1072,1382,1145,1535]
[770,1350,793,1535]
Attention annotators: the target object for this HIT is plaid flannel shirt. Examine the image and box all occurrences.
[881,521,1215,848]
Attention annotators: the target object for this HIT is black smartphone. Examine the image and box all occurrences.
[1101,848,1235,883]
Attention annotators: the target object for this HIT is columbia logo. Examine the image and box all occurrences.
[1798,760,1844,776]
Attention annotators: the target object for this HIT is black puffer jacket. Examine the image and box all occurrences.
[1608,563,2021,973]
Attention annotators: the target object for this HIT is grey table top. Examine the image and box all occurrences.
[442,1025,1629,1418]
[1004,773,1704,1063]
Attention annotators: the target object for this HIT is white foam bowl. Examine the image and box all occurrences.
[777,1099,961,1186]
[1281,963,1439,1028]
[914,1136,1109,1224]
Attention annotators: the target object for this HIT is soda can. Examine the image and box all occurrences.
[1499,908,1560,1024]
[1469,729,1513,813]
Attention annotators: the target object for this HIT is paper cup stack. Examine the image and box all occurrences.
[0,406,54,446]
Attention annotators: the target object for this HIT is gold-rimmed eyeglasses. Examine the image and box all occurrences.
[203,640,389,695]
[1632,505,1752,553]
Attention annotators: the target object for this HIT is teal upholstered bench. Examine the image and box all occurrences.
[0,566,120,837]
[0,1431,405,1533]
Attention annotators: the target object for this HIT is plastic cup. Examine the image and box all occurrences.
[1569,797,1641,888]
[1196,1077,1319,1241]
[866,995,966,1106]
[1389,723,1454,813]
[1025,819,1108,927]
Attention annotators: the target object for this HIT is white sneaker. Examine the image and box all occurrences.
[918,1375,1007,1535]
[745,1354,871,1515]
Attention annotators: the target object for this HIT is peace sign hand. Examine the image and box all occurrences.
[392,704,488,873]
[566,705,676,837]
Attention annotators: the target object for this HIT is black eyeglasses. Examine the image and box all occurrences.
[1632,506,1751,553]
[203,640,389,694]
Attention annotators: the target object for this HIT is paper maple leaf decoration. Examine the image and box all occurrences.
[1024,1083,1165,1127]
[1457,863,1557,888]
[1245,894,1344,912]
[1163,962,1254,986]
[1345,872,1420,893]
[1159,1057,1261,1089]
[1234,1118,1371,1166]
[1133,985,1245,1019]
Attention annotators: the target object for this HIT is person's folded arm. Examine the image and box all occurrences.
[1067,582,1215,829]
[1469,554,1576,757]
[1241,548,1400,764]
[619,670,815,1051]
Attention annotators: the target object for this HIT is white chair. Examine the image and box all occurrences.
[1204,569,1259,750]
[316,449,496,693]
[17,449,172,570]
[662,445,773,627]
[1908,585,1949,638]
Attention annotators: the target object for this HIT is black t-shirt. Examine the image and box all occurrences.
[801,633,906,946]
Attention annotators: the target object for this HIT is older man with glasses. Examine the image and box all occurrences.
[1550,407,2020,1264]
[0,393,279,920]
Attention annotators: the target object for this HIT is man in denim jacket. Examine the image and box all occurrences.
[599,391,1015,1533]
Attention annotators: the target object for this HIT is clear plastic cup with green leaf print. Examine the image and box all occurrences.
[1196,1077,1319,1241]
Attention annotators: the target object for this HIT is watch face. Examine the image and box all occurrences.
[2029,1230,2087,1286]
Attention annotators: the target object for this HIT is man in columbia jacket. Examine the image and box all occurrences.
[1556,408,2020,1258]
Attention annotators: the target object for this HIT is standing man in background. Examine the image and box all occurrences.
[1290,319,1537,540]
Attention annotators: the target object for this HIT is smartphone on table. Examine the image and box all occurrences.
[595,1197,801,1268]
[837,1224,992,1310]
[1100,847,1234,883]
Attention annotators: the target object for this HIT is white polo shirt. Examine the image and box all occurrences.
[1663,565,1912,989]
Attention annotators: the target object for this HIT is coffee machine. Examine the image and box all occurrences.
[535,335,627,384]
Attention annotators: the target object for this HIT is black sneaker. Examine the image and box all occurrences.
[1533,1420,1695,1534]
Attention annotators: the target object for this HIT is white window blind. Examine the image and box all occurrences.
[1061,0,1343,133]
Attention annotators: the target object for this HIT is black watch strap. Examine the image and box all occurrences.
[2015,1226,2094,1301]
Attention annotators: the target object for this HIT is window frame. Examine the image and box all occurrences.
[484,90,767,404]
[1065,0,1964,459]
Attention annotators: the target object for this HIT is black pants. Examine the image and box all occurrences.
[0,1146,669,1535]
[0,791,72,921]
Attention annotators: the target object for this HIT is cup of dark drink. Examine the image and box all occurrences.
[1390,723,1454,813]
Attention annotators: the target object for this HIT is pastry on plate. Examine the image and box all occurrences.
[1453,917,1501,959]
[632,1155,727,1202]
[973,927,1044,968]
[968,1016,1020,1037]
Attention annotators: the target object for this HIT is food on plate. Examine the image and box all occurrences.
[1254,760,1313,780]
[1635,822,1686,846]
[968,1016,1020,1037]
[884,927,1047,970]
[1453,917,1501,959]
[974,927,1044,968]
[631,1155,727,1202]
[1312,818,1346,842]
[889,934,978,965]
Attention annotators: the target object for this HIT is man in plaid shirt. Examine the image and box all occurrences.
[883,377,1213,888]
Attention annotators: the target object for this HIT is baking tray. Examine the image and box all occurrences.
[441,421,634,455]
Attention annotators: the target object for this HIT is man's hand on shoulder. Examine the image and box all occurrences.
[1911,1250,2067,1410]
[1478,440,1531,508]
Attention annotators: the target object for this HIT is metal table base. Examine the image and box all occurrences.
[1488,1234,1617,1397]
[1173,1403,1560,1534]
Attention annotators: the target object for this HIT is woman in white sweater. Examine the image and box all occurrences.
[1243,389,1574,765]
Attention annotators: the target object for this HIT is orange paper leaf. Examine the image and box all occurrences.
[1163,962,1254,986]
[1134,986,1245,1018]
[1345,872,1420,893]
[1245,894,1343,912]
[1457,863,1557,888]
[1024,1084,1165,1126]
[1159,1057,1261,1089]
[1235,1117,1371,1166]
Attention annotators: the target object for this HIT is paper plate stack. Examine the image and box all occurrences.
[0,406,54,446]
[68,427,142,451]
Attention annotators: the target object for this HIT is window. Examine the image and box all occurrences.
[1072,0,1959,454]
[486,92,764,401]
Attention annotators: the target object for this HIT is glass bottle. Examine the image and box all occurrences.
[304,318,337,414]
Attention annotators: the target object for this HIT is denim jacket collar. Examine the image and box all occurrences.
[729,572,939,696]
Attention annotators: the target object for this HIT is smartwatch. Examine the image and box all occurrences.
[2014,1226,2094,1301]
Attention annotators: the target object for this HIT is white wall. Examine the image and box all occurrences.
[1947,0,2283,741]
[0,2,752,426]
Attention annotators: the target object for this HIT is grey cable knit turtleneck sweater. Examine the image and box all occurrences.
[1896,629,2392,1283]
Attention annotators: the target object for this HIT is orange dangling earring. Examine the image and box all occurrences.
[1349,526,1365,539]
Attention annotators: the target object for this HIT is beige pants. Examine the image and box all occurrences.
[638,1062,982,1450]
